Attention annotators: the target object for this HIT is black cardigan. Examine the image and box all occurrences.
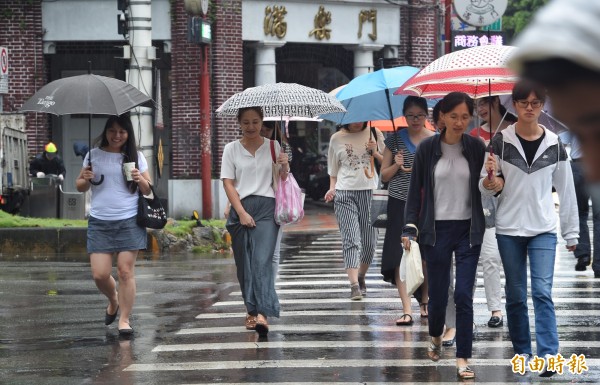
[404,131,486,247]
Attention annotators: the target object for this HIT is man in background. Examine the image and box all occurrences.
[29,142,66,181]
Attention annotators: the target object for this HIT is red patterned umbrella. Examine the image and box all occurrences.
[396,45,519,99]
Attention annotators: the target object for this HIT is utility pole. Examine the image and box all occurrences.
[185,0,213,219]
[121,0,155,177]
[445,0,452,54]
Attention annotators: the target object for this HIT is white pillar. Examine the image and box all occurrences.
[345,44,384,77]
[255,41,286,86]
[127,0,155,177]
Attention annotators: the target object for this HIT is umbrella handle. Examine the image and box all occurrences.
[487,147,494,181]
[90,175,104,186]
[87,158,105,185]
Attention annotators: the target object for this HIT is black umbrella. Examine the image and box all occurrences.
[20,68,152,184]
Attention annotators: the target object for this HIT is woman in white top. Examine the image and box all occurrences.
[76,115,152,336]
[325,122,384,300]
[221,106,289,336]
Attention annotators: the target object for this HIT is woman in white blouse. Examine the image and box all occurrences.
[220,106,289,336]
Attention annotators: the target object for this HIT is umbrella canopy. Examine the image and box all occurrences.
[320,66,433,125]
[20,73,153,186]
[216,83,346,118]
[20,74,152,115]
[396,45,519,99]
[369,116,435,132]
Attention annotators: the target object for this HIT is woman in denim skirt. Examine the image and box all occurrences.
[76,115,152,336]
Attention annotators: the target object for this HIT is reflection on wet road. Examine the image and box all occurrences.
[1,231,600,384]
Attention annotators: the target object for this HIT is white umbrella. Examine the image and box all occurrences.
[216,83,346,118]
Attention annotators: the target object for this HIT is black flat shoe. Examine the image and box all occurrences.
[105,306,119,326]
[487,315,503,328]
[118,327,134,336]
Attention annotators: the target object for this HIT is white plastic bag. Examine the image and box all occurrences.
[274,173,305,225]
[399,240,424,296]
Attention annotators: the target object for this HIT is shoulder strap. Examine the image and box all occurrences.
[269,140,276,163]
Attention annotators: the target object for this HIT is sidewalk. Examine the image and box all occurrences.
[285,199,338,233]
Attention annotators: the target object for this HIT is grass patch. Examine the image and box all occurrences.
[0,211,225,231]
[0,210,88,228]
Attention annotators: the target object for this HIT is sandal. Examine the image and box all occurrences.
[457,366,475,379]
[245,314,257,330]
[395,314,413,326]
[420,302,428,317]
[427,339,442,362]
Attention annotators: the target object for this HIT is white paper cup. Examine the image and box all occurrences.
[123,162,135,181]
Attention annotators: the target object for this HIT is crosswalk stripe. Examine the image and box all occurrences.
[176,324,600,335]
[213,297,600,307]
[125,358,600,371]
[195,309,600,319]
[152,340,600,352]
[233,287,600,295]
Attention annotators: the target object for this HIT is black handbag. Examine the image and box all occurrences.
[137,184,167,229]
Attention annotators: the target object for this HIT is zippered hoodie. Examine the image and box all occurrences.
[405,132,486,247]
[479,124,579,246]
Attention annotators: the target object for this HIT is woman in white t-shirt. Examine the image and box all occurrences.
[221,106,290,336]
[325,122,384,300]
[76,115,152,337]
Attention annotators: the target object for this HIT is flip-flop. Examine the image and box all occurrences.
[420,303,428,318]
[395,314,413,326]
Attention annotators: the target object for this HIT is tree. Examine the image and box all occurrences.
[502,0,550,43]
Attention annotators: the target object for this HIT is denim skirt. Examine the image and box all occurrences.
[87,215,147,254]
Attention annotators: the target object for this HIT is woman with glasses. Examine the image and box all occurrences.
[401,92,486,379]
[380,96,433,325]
[481,80,578,377]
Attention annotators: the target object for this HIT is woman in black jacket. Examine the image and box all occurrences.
[401,92,486,380]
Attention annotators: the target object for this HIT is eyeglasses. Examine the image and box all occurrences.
[515,99,543,109]
[405,114,427,120]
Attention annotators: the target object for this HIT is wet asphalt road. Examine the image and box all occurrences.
[2,220,600,384]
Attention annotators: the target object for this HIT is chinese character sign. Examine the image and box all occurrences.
[452,32,504,51]
[309,5,332,41]
[358,9,377,41]
[264,5,287,39]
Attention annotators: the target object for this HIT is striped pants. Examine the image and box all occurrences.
[334,189,377,269]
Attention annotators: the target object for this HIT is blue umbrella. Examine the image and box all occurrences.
[320,66,435,125]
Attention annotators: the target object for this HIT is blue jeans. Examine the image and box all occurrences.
[496,233,558,357]
[420,220,480,359]
[572,161,600,271]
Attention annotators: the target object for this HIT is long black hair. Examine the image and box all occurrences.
[95,115,139,193]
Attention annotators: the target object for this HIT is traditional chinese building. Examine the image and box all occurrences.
[0,0,441,218]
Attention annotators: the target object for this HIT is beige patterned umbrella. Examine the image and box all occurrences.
[216,82,346,118]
